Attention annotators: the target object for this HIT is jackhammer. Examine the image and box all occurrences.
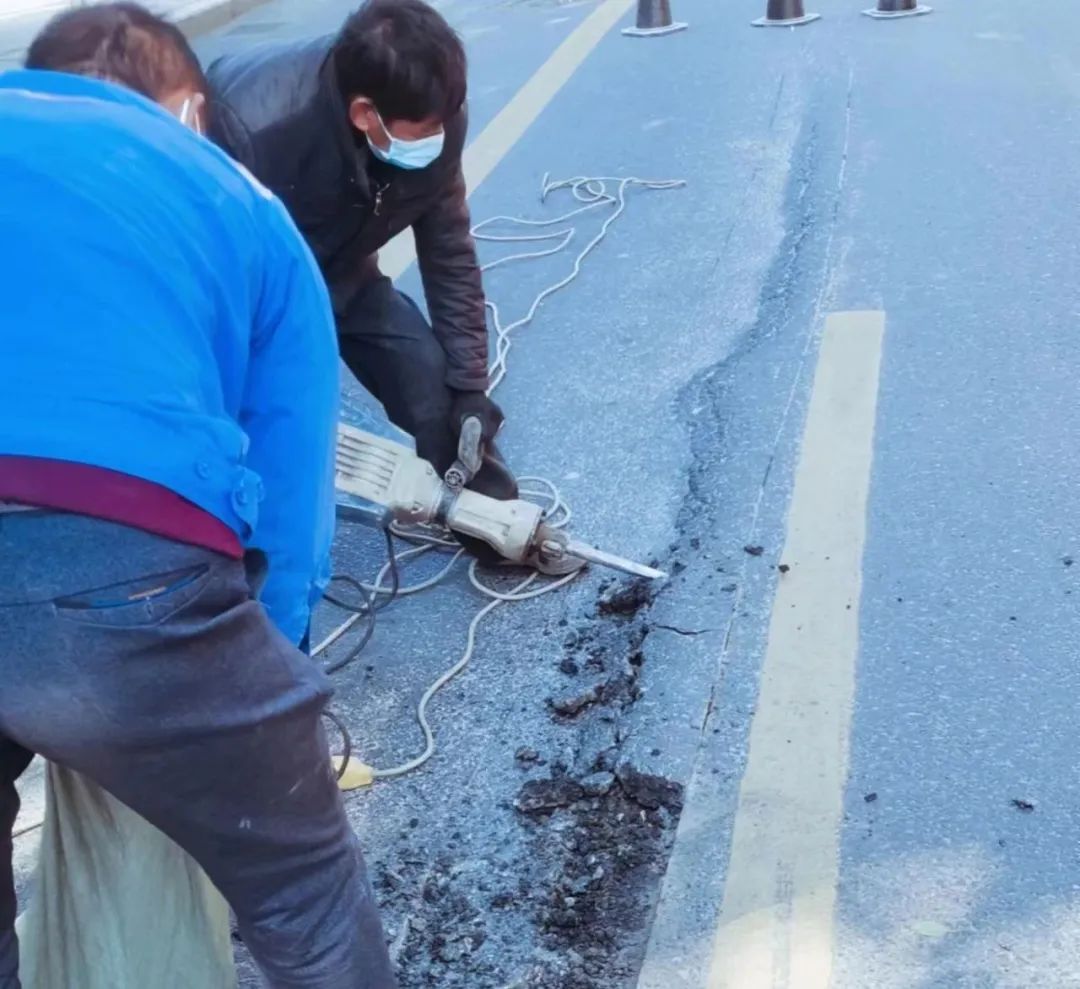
[335,418,667,581]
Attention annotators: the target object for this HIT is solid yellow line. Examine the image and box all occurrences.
[707,311,886,989]
[378,0,634,279]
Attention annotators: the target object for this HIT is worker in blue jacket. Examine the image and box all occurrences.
[0,5,396,987]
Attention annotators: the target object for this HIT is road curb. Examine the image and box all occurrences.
[0,0,270,66]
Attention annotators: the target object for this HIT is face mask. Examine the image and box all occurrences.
[367,108,444,171]
[177,96,203,135]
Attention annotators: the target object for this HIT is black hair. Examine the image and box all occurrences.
[25,2,207,102]
[333,0,467,123]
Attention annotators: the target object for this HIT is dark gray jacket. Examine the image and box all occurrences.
[207,36,488,391]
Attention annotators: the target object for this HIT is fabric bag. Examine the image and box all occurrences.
[16,763,235,989]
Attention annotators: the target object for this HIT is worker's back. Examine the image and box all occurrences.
[0,68,339,640]
[0,69,308,538]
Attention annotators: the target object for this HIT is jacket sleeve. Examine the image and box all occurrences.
[412,165,490,392]
[239,195,340,646]
[207,97,259,174]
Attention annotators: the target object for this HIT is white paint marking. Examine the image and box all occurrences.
[462,23,501,39]
[974,31,1024,42]
[378,0,633,279]
[707,311,886,989]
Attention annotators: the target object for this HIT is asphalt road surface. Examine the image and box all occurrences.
[12,0,1080,986]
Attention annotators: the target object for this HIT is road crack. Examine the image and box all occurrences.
[652,624,714,637]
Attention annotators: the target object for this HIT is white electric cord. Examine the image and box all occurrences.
[480,174,685,391]
[317,174,685,783]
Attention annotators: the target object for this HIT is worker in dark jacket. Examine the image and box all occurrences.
[207,0,558,567]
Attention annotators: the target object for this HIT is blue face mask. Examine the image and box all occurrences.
[366,108,445,171]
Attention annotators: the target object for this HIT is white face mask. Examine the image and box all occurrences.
[177,95,203,135]
[367,107,444,171]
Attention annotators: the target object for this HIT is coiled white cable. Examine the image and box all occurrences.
[316,174,685,783]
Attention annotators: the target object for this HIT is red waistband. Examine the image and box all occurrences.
[0,456,243,559]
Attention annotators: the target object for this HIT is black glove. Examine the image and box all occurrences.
[449,389,505,444]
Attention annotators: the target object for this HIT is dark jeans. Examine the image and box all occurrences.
[337,276,518,505]
[0,512,397,989]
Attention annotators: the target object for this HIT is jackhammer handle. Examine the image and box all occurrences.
[445,415,485,491]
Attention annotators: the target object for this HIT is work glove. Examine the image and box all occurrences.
[449,389,505,445]
[444,389,505,491]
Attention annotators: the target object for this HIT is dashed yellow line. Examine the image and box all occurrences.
[708,311,886,989]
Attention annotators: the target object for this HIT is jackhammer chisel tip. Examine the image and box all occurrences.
[564,541,668,581]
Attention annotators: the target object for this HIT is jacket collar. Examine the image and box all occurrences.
[318,51,376,200]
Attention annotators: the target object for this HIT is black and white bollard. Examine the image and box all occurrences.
[622,0,688,37]
[862,0,932,18]
[752,0,821,27]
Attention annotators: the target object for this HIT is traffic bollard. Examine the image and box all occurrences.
[622,0,688,37]
[752,0,821,27]
[862,0,932,18]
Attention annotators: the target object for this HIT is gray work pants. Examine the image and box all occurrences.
[0,511,397,989]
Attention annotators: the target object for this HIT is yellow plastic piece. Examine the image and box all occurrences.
[332,756,375,791]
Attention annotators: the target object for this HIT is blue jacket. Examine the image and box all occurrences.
[0,70,340,645]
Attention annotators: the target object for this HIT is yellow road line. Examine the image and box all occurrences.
[378,0,634,279]
[707,311,886,989]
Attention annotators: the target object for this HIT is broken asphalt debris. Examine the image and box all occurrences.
[515,779,587,815]
[549,686,603,719]
[597,579,653,617]
[580,772,616,797]
[374,562,680,987]
[515,767,682,818]
[502,576,683,987]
